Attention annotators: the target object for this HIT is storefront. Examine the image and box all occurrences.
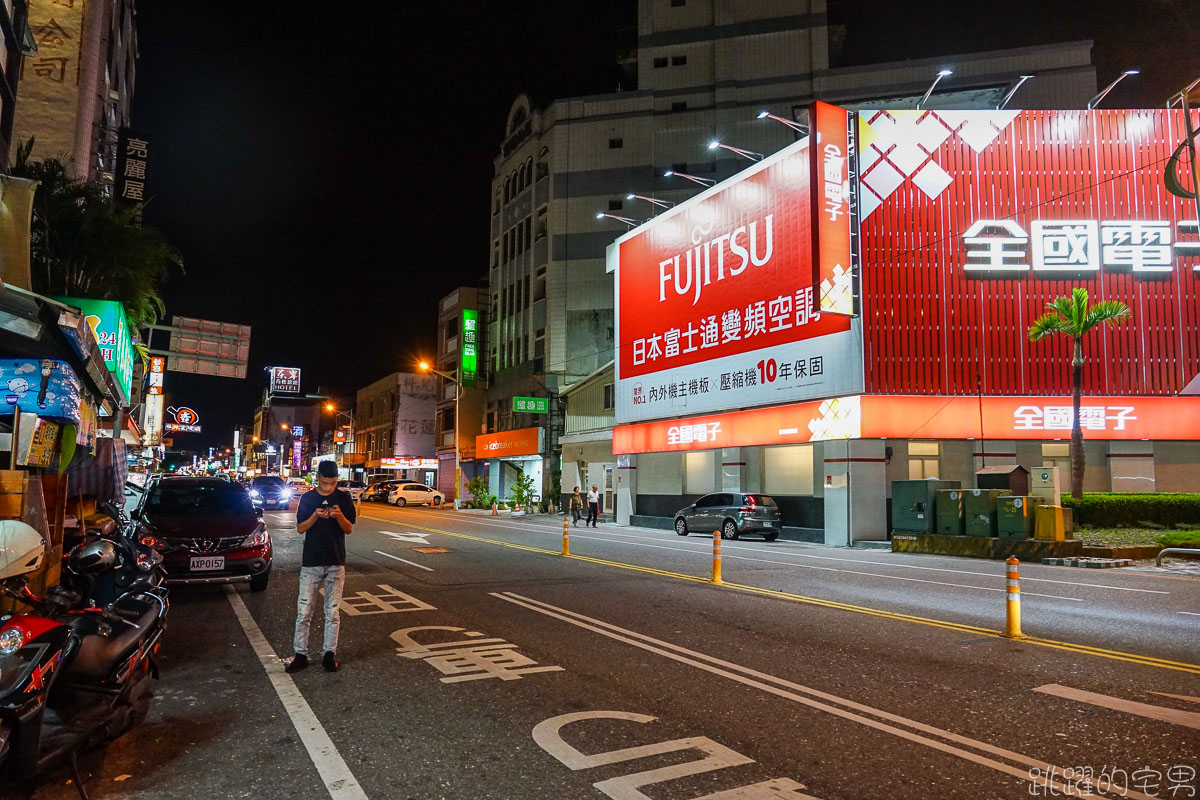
[608,105,1200,544]
[477,426,544,504]
[367,456,438,486]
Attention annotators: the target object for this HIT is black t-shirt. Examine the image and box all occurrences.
[296,489,356,567]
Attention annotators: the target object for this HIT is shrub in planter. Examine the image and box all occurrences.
[1062,493,1200,529]
[1155,530,1200,549]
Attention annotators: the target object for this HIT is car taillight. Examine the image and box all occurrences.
[773,509,781,514]
[739,507,752,513]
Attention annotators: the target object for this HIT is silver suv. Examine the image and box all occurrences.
[674,492,782,541]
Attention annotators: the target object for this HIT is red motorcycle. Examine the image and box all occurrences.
[0,514,169,799]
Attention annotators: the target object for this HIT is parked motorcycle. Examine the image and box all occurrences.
[0,511,169,799]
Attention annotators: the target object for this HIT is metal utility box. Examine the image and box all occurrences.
[1031,466,1062,507]
[975,465,1030,497]
[964,489,1010,537]
[1034,504,1067,541]
[935,489,965,535]
[998,496,1044,539]
[892,479,961,534]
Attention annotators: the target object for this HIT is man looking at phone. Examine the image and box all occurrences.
[286,460,355,673]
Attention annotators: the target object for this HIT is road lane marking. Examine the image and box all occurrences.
[373,550,435,572]
[374,508,1168,595]
[361,516,1200,674]
[224,586,368,800]
[497,592,1149,800]
[380,530,432,544]
[1034,684,1200,730]
[1180,611,1200,617]
[1150,691,1200,704]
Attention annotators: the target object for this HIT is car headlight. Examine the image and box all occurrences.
[244,528,270,547]
[249,489,261,498]
[280,488,292,498]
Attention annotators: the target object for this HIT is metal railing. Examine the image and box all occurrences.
[1156,548,1200,566]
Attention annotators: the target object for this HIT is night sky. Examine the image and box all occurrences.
[131,1,1199,450]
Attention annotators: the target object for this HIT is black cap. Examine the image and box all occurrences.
[317,461,339,478]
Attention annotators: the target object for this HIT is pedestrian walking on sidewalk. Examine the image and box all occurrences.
[286,460,356,674]
[586,485,599,527]
[569,486,583,527]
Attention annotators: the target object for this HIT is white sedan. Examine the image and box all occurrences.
[387,483,444,507]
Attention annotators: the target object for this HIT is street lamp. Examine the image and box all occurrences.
[707,140,764,161]
[419,360,462,502]
[1088,69,1139,110]
[626,193,673,210]
[997,74,1035,110]
[756,110,808,134]
[663,169,715,187]
[324,403,355,475]
[595,211,642,227]
[917,68,953,110]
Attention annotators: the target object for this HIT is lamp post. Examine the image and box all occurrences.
[707,140,764,161]
[324,403,356,477]
[419,361,460,502]
[917,69,954,110]
[756,110,808,135]
[1088,69,1139,110]
[663,169,715,187]
[595,211,643,227]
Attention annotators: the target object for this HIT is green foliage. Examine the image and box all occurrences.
[9,140,183,330]
[1154,530,1200,549]
[465,475,489,504]
[510,472,536,509]
[1062,493,1200,529]
[1027,287,1132,347]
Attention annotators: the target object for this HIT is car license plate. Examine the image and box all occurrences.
[190,556,225,571]
[764,520,777,526]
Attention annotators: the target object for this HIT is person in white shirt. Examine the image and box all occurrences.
[586,485,599,527]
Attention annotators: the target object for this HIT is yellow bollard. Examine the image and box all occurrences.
[712,529,723,584]
[1003,556,1025,639]
[562,517,570,556]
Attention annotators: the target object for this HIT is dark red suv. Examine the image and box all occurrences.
[135,477,273,591]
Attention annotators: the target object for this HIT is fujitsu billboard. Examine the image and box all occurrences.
[609,107,864,425]
[858,108,1200,396]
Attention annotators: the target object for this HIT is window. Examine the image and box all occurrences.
[653,56,668,68]
[908,441,941,480]
[671,101,687,112]
[602,383,614,410]
[608,199,623,211]
[671,55,687,66]
[608,138,623,149]
[764,445,814,495]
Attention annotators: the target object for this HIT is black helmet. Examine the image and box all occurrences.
[68,539,120,575]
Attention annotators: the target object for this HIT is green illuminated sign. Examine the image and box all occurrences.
[513,396,548,414]
[461,309,478,388]
[57,297,135,404]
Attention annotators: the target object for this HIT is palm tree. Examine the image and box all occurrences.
[1028,287,1131,499]
[8,139,182,330]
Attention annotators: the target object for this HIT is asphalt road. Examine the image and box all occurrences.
[9,502,1199,800]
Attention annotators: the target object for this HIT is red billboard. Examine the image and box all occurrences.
[810,101,856,316]
[611,130,862,424]
[858,108,1200,397]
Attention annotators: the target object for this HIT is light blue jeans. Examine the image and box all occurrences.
[293,566,346,657]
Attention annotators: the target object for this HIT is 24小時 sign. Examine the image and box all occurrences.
[513,396,548,414]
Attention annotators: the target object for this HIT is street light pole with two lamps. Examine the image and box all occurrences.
[418,361,461,503]
[324,403,356,476]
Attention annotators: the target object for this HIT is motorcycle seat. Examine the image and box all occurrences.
[62,606,158,684]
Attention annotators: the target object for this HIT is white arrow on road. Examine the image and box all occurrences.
[381,531,432,544]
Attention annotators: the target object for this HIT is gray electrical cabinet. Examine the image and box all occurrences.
[892,479,961,534]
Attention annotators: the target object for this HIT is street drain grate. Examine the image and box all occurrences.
[1041,557,1133,568]
[412,547,452,554]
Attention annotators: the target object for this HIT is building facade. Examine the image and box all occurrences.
[356,372,436,484]
[434,287,488,500]
[485,0,1096,504]
[609,105,1200,544]
[12,0,137,180]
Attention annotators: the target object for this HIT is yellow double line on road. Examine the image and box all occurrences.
[362,514,1200,675]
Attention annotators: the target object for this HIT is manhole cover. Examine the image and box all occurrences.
[413,547,451,554]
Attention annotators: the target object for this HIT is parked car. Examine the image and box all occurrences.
[288,479,312,495]
[387,482,445,507]
[337,480,367,501]
[134,476,272,590]
[673,492,782,541]
[248,475,293,509]
[362,481,399,502]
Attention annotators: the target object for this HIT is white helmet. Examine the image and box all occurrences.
[0,520,46,581]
